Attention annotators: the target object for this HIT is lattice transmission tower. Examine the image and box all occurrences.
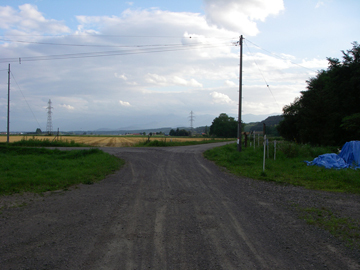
[189,111,195,134]
[46,99,53,135]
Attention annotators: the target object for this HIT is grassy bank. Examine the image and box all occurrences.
[6,137,88,147]
[204,142,360,248]
[0,146,124,195]
[134,138,235,147]
[203,142,360,193]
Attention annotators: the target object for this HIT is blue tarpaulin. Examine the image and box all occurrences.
[305,141,360,169]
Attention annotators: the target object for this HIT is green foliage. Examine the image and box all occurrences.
[0,146,124,195]
[341,113,360,137]
[169,128,190,136]
[298,207,360,248]
[278,42,360,146]
[134,138,233,147]
[209,113,238,138]
[203,142,360,193]
[9,138,87,147]
[277,142,337,159]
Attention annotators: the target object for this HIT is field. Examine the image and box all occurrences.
[0,135,225,147]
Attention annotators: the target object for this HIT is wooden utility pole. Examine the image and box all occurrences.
[237,35,243,152]
[7,64,10,143]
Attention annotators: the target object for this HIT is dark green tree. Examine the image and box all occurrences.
[169,128,189,136]
[209,113,238,138]
[278,42,360,146]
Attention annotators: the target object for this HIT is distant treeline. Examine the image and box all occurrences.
[169,128,191,136]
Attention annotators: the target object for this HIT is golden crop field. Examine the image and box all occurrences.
[0,135,223,147]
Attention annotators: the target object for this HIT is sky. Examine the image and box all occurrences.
[0,0,359,132]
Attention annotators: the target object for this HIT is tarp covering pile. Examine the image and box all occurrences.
[306,141,360,169]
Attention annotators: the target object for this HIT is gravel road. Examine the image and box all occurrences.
[1,142,360,269]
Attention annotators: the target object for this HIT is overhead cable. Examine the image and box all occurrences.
[0,43,233,63]
[10,71,42,130]
[245,39,317,72]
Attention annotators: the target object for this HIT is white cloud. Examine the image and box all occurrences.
[0,4,70,34]
[225,80,236,87]
[59,104,75,110]
[119,100,131,107]
[188,79,203,87]
[210,91,234,104]
[115,73,128,80]
[315,1,325,8]
[300,58,328,69]
[145,73,203,87]
[203,0,284,35]
[146,73,167,85]
[0,3,332,131]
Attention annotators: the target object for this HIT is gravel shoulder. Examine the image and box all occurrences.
[1,142,360,269]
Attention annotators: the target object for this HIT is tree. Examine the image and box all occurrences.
[169,128,190,136]
[35,128,42,134]
[278,42,360,146]
[341,113,360,138]
[209,113,238,138]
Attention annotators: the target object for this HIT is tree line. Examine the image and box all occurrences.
[278,42,360,146]
[169,128,191,136]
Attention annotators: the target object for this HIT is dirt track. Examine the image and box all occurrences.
[1,142,360,269]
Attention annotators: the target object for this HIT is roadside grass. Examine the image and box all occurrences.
[203,142,360,194]
[134,138,235,147]
[298,206,360,249]
[204,142,360,248]
[0,146,124,195]
[7,137,88,147]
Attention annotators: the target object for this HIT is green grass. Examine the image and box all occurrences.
[0,146,124,195]
[134,138,235,147]
[204,142,360,248]
[6,138,88,147]
[299,206,360,248]
[203,142,360,193]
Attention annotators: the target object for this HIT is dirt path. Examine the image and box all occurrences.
[1,142,360,269]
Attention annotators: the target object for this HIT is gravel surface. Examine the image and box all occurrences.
[1,142,360,269]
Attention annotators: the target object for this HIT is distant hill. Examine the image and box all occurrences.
[244,115,283,135]
[62,116,282,136]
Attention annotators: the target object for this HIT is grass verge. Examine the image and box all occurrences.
[298,206,360,249]
[0,146,124,195]
[134,138,235,147]
[204,142,360,248]
[6,137,88,147]
[203,142,360,193]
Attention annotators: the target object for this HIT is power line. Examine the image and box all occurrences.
[245,39,317,72]
[0,38,193,48]
[10,71,42,130]
[0,42,233,63]
[3,34,237,39]
[244,39,281,109]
